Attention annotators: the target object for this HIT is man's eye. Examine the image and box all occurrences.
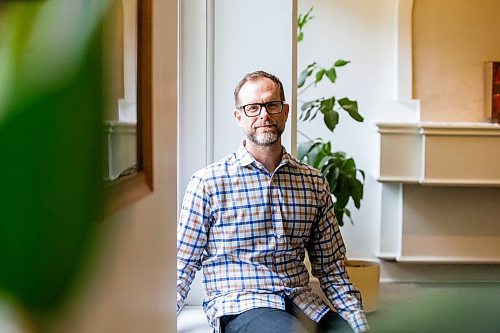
[266,102,280,109]
[246,105,260,112]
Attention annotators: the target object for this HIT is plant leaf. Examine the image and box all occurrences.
[297,7,314,42]
[298,62,316,88]
[333,177,349,208]
[338,98,363,122]
[326,167,340,192]
[325,67,337,83]
[317,154,332,169]
[298,6,314,29]
[323,110,339,132]
[341,158,356,177]
[309,107,320,121]
[333,151,347,162]
[301,100,314,111]
[315,68,325,83]
[349,177,364,209]
[298,140,315,160]
[334,59,350,67]
[334,206,345,227]
[323,141,332,153]
[298,68,309,88]
[300,101,316,121]
[320,97,334,113]
[307,143,323,166]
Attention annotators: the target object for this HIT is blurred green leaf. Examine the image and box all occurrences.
[297,6,314,42]
[297,31,304,42]
[0,0,106,319]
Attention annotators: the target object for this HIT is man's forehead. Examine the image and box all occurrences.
[239,78,279,94]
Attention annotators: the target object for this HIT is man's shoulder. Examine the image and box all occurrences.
[286,154,325,178]
[191,152,239,180]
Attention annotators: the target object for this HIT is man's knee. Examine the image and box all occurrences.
[222,308,308,333]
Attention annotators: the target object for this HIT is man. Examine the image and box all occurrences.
[177,71,370,333]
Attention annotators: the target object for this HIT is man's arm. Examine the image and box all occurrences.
[306,177,370,332]
[177,174,210,313]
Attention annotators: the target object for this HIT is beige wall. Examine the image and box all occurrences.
[413,0,500,122]
[49,0,178,331]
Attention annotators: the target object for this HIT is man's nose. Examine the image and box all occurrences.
[259,106,270,118]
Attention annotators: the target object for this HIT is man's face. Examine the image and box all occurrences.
[233,78,289,146]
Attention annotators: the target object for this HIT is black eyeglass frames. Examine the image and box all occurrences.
[237,100,284,117]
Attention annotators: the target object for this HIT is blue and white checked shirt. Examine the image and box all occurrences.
[177,142,370,332]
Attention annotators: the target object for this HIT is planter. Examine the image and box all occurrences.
[308,259,380,313]
[345,260,380,313]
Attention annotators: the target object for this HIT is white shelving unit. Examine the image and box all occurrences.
[377,121,500,263]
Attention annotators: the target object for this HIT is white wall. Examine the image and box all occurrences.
[298,0,500,282]
[213,0,296,161]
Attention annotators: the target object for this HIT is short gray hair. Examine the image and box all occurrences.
[233,71,285,107]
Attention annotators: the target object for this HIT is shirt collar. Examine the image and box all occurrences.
[235,142,255,167]
[235,141,299,169]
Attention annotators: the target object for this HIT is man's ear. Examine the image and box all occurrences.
[283,103,290,121]
[233,109,242,127]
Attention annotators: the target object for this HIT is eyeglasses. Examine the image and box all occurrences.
[237,100,284,117]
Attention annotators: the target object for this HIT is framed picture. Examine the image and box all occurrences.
[484,61,500,122]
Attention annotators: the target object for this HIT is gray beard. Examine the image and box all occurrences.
[247,128,283,147]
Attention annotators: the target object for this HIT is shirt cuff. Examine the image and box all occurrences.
[346,311,370,333]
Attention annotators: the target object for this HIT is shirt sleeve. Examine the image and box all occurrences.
[177,174,211,313]
[306,177,370,333]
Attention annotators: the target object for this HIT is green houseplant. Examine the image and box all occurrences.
[297,7,380,313]
[297,7,365,226]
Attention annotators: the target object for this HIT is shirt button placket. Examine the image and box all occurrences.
[270,177,283,243]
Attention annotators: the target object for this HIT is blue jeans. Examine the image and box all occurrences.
[220,298,352,333]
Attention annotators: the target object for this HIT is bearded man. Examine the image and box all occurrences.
[177,71,369,333]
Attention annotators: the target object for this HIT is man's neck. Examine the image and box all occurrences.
[245,140,283,174]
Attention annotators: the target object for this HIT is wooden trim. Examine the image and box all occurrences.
[137,0,153,190]
[104,0,153,215]
[395,256,500,264]
[377,176,420,183]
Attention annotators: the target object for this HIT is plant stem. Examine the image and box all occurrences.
[297,129,314,141]
[298,82,316,96]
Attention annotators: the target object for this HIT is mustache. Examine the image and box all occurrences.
[254,121,277,128]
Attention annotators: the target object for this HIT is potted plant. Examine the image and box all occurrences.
[297,7,380,312]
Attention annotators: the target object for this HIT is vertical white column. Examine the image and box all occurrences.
[213,0,296,160]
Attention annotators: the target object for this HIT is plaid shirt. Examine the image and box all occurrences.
[177,142,370,332]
